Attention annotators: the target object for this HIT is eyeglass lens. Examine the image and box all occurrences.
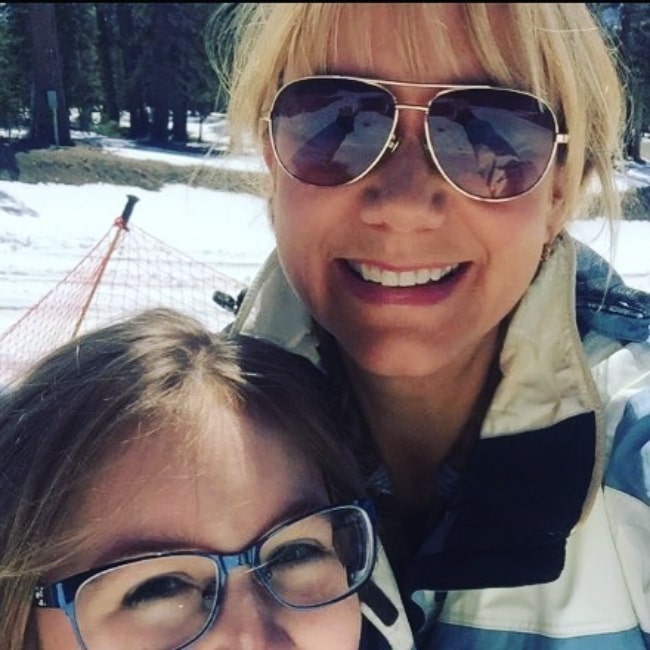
[269,78,558,199]
[73,506,372,650]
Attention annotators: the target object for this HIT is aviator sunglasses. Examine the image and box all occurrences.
[265,75,569,202]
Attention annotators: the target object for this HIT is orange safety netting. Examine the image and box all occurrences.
[0,204,246,387]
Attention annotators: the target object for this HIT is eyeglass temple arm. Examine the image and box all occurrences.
[34,584,63,608]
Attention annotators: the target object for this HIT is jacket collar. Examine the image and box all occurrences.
[485,233,603,437]
[231,247,321,364]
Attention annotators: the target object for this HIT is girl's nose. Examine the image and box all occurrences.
[193,572,294,650]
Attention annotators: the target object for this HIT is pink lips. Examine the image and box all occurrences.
[337,260,467,306]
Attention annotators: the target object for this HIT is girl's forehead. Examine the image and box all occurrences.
[50,420,327,579]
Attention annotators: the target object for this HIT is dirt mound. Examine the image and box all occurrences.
[0,142,267,196]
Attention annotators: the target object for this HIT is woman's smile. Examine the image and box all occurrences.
[346,260,461,287]
[338,259,468,307]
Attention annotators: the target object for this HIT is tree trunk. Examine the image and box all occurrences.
[95,3,120,124]
[149,4,173,144]
[620,3,646,163]
[626,103,644,162]
[150,96,170,144]
[116,3,149,139]
[27,3,72,147]
[171,99,188,143]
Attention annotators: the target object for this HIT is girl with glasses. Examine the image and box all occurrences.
[221,3,650,648]
[0,308,412,649]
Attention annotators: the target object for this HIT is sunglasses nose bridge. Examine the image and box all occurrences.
[394,103,429,113]
[393,102,429,134]
[389,102,435,164]
[386,132,400,155]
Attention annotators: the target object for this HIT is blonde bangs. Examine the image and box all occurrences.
[228,3,456,148]
[228,4,342,150]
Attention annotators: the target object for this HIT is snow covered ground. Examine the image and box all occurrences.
[1,129,649,342]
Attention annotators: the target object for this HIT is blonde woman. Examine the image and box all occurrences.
[222,4,650,648]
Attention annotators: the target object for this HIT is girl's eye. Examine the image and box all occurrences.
[123,574,197,608]
[264,540,331,573]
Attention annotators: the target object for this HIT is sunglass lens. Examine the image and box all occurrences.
[270,78,395,186]
[427,89,558,199]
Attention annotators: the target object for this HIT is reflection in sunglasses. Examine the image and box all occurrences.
[267,75,568,201]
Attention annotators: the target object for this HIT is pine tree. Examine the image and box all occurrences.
[618,3,650,161]
[0,2,234,147]
[0,6,30,135]
[116,3,150,139]
[55,4,102,132]
[140,3,220,144]
[589,3,650,162]
[26,3,72,147]
[95,3,120,124]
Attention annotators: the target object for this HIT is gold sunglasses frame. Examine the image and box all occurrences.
[264,75,569,203]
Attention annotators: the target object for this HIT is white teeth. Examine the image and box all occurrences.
[398,271,417,287]
[383,271,399,287]
[349,262,459,287]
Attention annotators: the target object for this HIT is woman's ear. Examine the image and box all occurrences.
[262,137,277,226]
[547,164,568,237]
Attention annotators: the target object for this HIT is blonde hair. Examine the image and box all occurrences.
[0,308,363,649]
[219,3,624,223]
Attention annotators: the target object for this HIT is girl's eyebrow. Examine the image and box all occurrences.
[84,494,330,568]
[90,535,197,567]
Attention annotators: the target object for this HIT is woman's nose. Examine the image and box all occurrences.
[355,99,453,230]
[358,132,451,232]
[193,572,293,650]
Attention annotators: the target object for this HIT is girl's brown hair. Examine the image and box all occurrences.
[0,308,362,649]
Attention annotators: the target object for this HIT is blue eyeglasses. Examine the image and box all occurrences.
[34,501,376,650]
